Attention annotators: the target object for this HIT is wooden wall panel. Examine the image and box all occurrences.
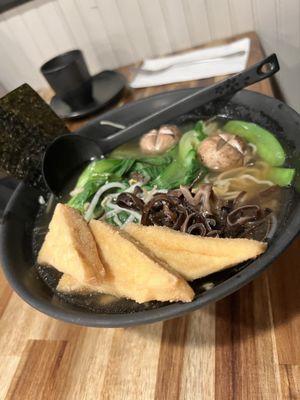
[273,0,300,112]
[58,0,101,74]
[20,4,57,61]
[205,0,233,40]
[75,0,117,70]
[228,0,254,34]
[116,0,153,61]
[95,0,136,66]
[35,0,75,56]
[160,0,192,51]
[0,17,23,90]
[252,0,278,49]
[182,0,212,46]
[137,0,172,56]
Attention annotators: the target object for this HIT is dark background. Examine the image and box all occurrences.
[0,0,32,13]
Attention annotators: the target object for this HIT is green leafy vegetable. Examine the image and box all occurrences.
[153,129,206,189]
[138,147,176,165]
[75,158,135,189]
[109,143,142,159]
[68,159,135,212]
[223,120,286,166]
[68,174,125,212]
[153,148,203,189]
[68,178,107,212]
[178,129,206,161]
[129,147,177,182]
[68,121,208,212]
[194,120,208,138]
[117,211,131,224]
[131,161,164,181]
[202,120,219,136]
[267,167,295,187]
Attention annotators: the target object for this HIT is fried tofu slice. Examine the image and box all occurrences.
[57,273,90,294]
[57,273,118,297]
[124,224,267,281]
[38,204,104,286]
[81,220,194,303]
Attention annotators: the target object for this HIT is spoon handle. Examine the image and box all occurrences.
[99,54,279,153]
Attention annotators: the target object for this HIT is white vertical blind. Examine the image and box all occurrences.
[75,0,117,70]
[228,0,254,34]
[95,0,136,65]
[252,0,278,49]
[138,0,172,56]
[58,0,101,74]
[182,0,211,46]
[116,0,152,61]
[159,0,191,51]
[0,0,299,111]
[36,1,75,55]
[205,0,232,40]
[21,5,57,61]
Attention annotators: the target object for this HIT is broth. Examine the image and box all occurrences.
[33,116,296,313]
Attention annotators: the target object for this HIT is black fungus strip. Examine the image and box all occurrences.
[118,184,273,240]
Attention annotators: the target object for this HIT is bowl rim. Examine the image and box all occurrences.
[1,88,300,327]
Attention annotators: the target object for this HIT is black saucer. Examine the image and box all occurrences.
[50,70,127,119]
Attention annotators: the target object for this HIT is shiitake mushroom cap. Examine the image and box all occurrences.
[139,125,182,155]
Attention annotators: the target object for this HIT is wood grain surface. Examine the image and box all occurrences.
[0,32,299,400]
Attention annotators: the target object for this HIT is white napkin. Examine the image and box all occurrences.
[131,38,250,88]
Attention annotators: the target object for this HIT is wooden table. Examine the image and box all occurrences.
[0,32,299,400]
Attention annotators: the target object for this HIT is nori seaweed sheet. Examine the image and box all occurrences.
[0,84,69,188]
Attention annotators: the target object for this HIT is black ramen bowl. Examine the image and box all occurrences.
[1,88,300,327]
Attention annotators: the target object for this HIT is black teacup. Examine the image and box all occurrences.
[41,50,94,109]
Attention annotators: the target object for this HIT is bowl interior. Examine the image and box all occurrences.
[1,89,300,327]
